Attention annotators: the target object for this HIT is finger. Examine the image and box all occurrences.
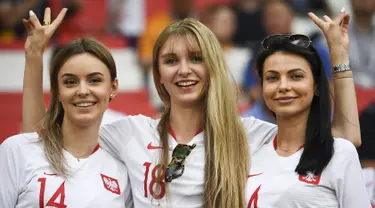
[22,18,34,33]
[43,7,51,26]
[50,8,68,31]
[333,10,347,25]
[340,14,350,27]
[322,15,333,23]
[308,12,324,28]
[29,10,42,28]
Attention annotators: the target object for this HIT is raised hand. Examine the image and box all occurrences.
[23,7,67,55]
[308,8,350,65]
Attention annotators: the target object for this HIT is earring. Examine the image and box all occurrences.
[109,95,112,102]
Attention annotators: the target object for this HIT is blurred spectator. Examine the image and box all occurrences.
[0,0,46,41]
[203,5,251,86]
[288,0,327,15]
[232,0,266,48]
[325,0,351,16]
[241,0,332,118]
[108,0,145,49]
[348,0,375,88]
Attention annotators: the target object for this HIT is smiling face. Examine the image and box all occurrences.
[262,51,315,118]
[158,35,208,107]
[57,53,118,126]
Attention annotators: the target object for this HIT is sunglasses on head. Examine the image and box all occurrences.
[262,34,311,50]
[165,143,196,183]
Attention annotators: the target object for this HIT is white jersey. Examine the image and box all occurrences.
[362,168,375,206]
[246,137,371,208]
[99,115,277,207]
[0,132,132,208]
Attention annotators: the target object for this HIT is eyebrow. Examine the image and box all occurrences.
[160,53,177,59]
[61,72,104,78]
[264,68,306,74]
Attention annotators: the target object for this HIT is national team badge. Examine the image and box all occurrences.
[298,172,321,185]
[100,174,121,195]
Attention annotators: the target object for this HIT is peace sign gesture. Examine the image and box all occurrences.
[23,7,67,55]
[308,8,350,65]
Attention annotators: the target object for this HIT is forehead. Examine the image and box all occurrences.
[159,35,201,57]
[263,52,311,73]
[58,53,110,77]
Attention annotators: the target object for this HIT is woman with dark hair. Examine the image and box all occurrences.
[246,11,370,207]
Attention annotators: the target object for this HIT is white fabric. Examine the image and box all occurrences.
[0,132,132,208]
[99,115,277,207]
[246,137,371,208]
[363,167,375,205]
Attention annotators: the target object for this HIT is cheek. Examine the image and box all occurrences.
[159,66,175,84]
[195,66,208,81]
[262,83,275,100]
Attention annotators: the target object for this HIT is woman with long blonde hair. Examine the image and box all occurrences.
[22,8,361,208]
[0,9,132,207]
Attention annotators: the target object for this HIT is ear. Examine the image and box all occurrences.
[110,78,119,100]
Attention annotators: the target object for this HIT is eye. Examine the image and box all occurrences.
[265,74,278,81]
[191,55,203,63]
[89,77,102,83]
[292,73,304,80]
[164,58,177,65]
[63,79,78,86]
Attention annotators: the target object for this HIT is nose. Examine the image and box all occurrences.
[278,76,291,93]
[177,60,192,76]
[76,82,90,97]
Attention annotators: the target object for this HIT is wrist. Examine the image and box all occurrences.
[329,51,349,66]
[25,49,44,57]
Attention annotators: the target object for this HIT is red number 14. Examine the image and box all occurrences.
[38,178,67,208]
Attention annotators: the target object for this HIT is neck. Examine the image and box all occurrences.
[169,102,204,144]
[354,15,373,33]
[275,111,309,153]
[61,118,101,159]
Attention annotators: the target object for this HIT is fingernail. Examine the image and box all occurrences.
[29,10,35,17]
[341,7,346,13]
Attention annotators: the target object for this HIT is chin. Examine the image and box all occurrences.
[71,114,102,127]
[177,94,205,106]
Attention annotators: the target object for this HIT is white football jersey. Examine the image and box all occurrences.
[246,137,372,208]
[362,168,375,206]
[0,132,133,208]
[99,115,277,207]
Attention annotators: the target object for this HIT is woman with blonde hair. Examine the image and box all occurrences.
[0,9,132,207]
[22,9,361,208]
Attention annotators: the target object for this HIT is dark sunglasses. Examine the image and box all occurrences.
[262,34,311,50]
[165,143,196,183]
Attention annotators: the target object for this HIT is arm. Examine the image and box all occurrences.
[331,70,361,146]
[308,10,361,146]
[0,0,40,29]
[21,8,67,132]
[22,50,45,132]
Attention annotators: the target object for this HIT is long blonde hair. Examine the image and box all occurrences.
[38,38,117,176]
[152,18,250,207]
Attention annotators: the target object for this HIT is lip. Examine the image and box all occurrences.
[175,80,199,87]
[274,96,297,103]
[72,101,97,107]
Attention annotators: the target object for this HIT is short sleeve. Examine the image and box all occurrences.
[0,135,27,208]
[333,139,372,208]
[241,116,277,154]
[99,115,153,162]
